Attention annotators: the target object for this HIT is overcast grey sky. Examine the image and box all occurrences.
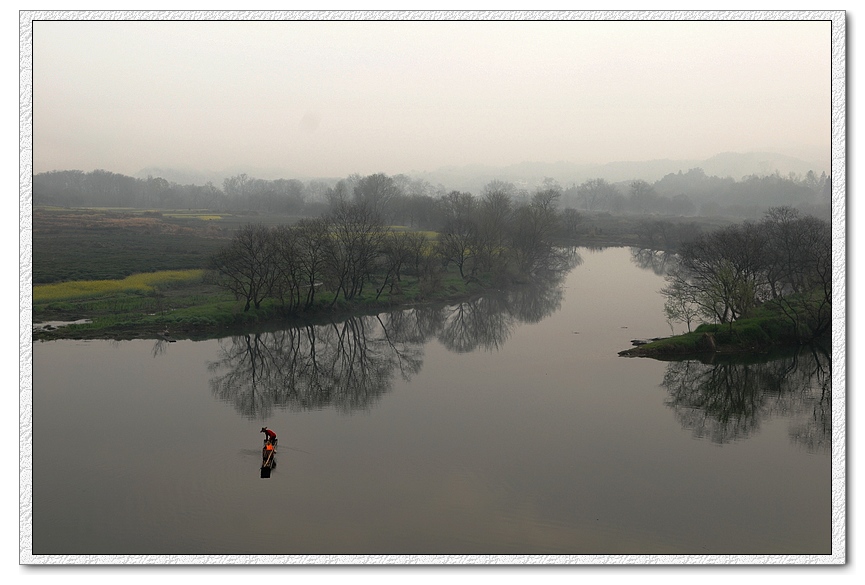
[31,17,833,178]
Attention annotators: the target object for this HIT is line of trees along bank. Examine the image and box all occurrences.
[208,187,576,313]
[33,165,830,221]
[662,206,831,340]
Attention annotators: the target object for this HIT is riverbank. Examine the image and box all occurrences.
[31,269,494,342]
[32,206,739,342]
[618,311,815,359]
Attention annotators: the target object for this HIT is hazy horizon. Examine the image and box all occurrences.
[31,17,833,180]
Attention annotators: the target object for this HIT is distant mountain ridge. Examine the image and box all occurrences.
[414,151,827,193]
[136,151,826,193]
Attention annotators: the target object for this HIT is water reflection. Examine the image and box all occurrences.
[261,439,277,478]
[659,343,831,452]
[207,264,576,417]
[207,318,416,416]
[439,250,579,353]
[630,247,675,276]
[151,338,170,357]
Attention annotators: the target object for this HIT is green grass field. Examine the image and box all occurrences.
[31,207,306,284]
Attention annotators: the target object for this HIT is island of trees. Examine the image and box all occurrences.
[207,182,573,315]
[622,206,831,357]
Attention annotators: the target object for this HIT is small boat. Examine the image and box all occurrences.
[260,438,277,478]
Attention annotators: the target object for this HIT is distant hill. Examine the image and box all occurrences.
[135,150,826,194]
[135,166,225,186]
[135,165,340,187]
[413,151,827,193]
[698,151,826,180]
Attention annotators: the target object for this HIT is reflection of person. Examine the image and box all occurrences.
[260,439,276,478]
[262,440,275,462]
[261,427,277,444]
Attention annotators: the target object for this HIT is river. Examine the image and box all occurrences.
[29,246,832,558]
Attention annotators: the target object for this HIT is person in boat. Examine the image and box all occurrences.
[261,427,277,445]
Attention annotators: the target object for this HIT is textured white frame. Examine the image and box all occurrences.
[18,9,846,567]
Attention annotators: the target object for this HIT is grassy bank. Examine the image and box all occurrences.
[32,267,488,341]
[30,207,492,341]
[618,308,807,359]
[29,206,745,342]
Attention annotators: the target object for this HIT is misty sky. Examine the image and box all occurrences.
[31,17,833,179]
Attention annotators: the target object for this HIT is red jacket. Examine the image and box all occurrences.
[262,429,277,441]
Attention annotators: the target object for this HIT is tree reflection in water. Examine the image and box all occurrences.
[208,251,579,417]
[630,247,675,276]
[660,342,831,452]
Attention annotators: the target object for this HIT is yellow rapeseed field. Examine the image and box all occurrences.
[34,270,205,302]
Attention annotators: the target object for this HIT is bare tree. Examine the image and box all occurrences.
[270,225,304,312]
[474,188,514,273]
[435,191,478,279]
[674,223,767,324]
[559,208,583,239]
[509,189,561,275]
[761,209,832,337]
[353,173,402,223]
[293,217,331,309]
[576,178,618,212]
[209,223,277,311]
[662,272,700,333]
[324,200,388,304]
[375,230,419,299]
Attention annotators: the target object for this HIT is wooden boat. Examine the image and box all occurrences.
[260,438,277,478]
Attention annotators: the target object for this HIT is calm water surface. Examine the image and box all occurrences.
[32,247,831,556]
